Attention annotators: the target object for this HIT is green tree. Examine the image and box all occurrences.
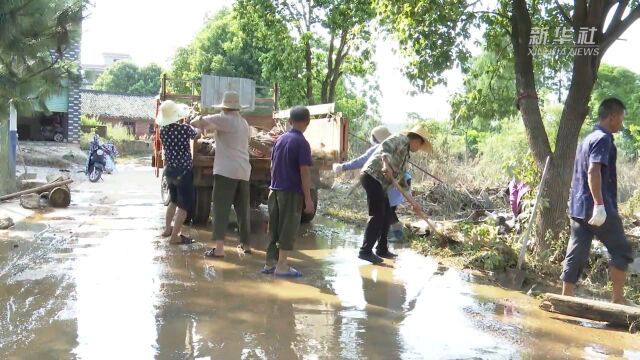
[378,0,640,250]
[235,0,376,105]
[0,0,82,117]
[170,5,377,139]
[0,0,82,195]
[590,64,640,159]
[450,49,517,133]
[93,61,162,96]
[171,9,264,85]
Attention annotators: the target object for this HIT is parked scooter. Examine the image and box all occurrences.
[103,140,118,174]
[86,135,106,182]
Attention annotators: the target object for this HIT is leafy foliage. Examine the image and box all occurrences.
[0,0,83,119]
[234,0,377,105]
[93,61,163,96]
[171,4,378,135]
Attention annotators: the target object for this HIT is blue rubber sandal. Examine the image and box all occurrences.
[274,267,303,278]
[260,266,276,274]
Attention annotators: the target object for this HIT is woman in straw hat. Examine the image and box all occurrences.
[332,126,412,241]
[190,91,252,257]
[157,100,199,245]
[357,125,432,264]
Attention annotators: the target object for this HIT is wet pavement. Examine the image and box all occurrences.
[1,164,640,360]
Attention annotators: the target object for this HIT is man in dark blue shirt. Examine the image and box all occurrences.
[261,106,315,278]
[562,97,634,304]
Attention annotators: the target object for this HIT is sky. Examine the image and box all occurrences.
[81,0,640,126]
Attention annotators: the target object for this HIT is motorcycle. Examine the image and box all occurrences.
[41,124,65,142]
[86,145,107,182]
[40,116,65,142]
[86,135,107,182]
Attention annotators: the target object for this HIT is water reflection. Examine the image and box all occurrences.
[72,194,163,359]
[3,169,640,359]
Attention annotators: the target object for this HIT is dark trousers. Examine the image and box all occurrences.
[560,215,633,284]
[360,173,392,254]
[390,206,399,224]
[212,175,250,244]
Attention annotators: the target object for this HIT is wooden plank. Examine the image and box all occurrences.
[274,103,335,119]
[540,293,640,328]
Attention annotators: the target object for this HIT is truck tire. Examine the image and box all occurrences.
[192,187,212,225]
[160,174,171,206]
[300,189,319,223]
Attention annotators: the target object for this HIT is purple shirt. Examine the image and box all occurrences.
[270,128,313,194]
[569,125,618,219]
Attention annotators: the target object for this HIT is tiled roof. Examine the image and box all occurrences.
[81,90,156,120]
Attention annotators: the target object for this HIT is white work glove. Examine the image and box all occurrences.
[588,205,607,227]
[332,163,343,174]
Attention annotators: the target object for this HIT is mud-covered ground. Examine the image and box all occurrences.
[1,164,639,359]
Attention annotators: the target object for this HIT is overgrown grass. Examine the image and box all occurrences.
[410,222,519,272]
[80,123,135,150]
[80,115,102,127]
[323,207,368,225]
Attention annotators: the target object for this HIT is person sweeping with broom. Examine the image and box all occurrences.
[358,125,432,264]
[332,126,412,241]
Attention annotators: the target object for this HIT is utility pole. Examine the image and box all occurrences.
[0,101,17,195]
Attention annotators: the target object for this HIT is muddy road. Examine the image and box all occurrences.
[1,163,639,360]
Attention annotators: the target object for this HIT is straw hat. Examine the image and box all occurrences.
[156,100,190,127]
[406,125,433,152]
[215,91,244,110]
[371,126,392,143]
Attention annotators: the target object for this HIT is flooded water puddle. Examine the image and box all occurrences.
[1,168,640,359]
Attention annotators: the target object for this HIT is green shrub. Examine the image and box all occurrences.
[79,132,92,150]
[622,190,640,218]
[80,115,102,127]
[106,124,133,142]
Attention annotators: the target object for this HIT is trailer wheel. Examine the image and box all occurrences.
[192,187,212,225]
[300,189,318,223]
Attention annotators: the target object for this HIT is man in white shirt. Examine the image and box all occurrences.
[191,91,252,257]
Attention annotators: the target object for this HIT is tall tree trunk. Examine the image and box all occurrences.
[511,0,551,166]
[535,3,602,248]
[511,0,552,250]
[511,0,603,250]
[304,39,314,105]
[327,30,349,103]
[304,0,314,105]
[321,33,335,103]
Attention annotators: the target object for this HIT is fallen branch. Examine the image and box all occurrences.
[0,179,74,202]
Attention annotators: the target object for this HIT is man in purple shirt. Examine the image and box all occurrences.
[261,106,314,277]
[562,97,634,304]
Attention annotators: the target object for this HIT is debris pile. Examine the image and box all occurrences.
[410,183,508,220]
[0,174,73,210]
[196,125,338,160]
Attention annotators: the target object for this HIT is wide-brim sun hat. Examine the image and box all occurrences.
[214,91,248,110]
[406,125,433,152]
[156,100,190,127]
[371,126,392,143]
